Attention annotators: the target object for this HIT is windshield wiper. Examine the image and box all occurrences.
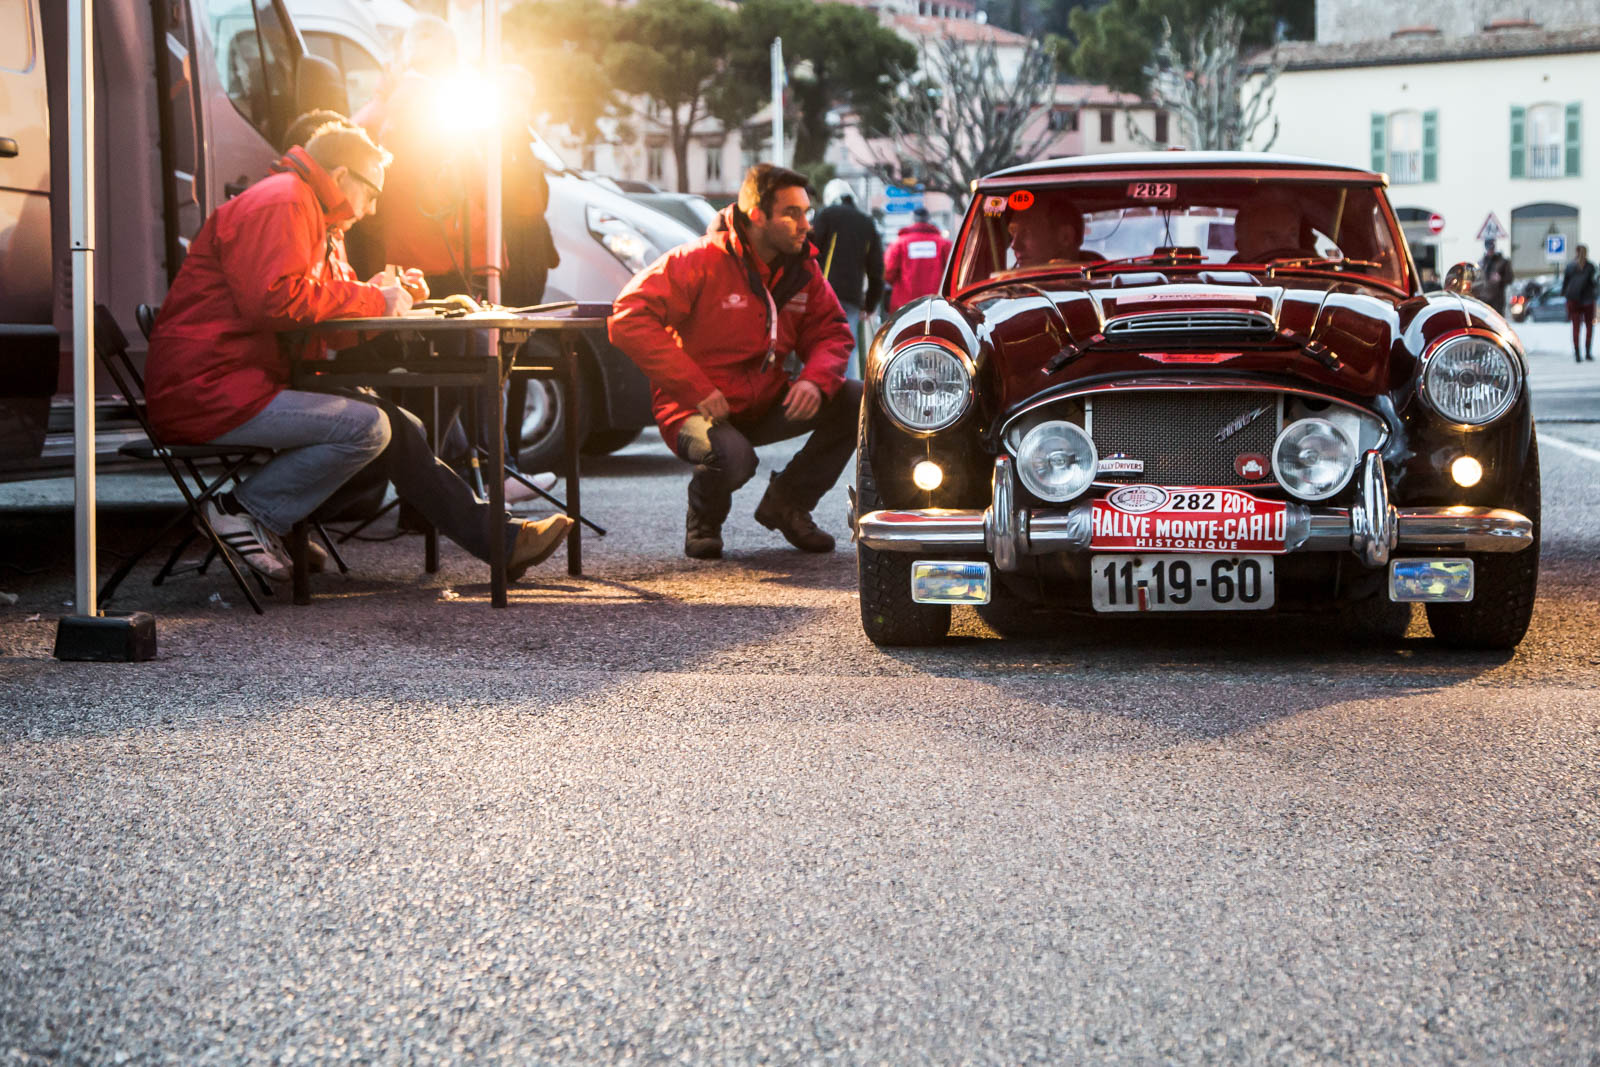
[1083,250,1205,277]
[1260,256,1383,272]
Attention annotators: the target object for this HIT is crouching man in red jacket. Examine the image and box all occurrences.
[609,165,861,559]
[144,123,570,582]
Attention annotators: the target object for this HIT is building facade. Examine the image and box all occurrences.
[1257,22,1598,282]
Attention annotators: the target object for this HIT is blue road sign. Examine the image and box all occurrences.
[1545,233,1568,260]
[885,184,924,198]
[884,197,924,214]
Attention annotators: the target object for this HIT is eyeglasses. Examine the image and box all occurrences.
[352,172,383,197]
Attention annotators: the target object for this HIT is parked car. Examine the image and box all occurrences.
[288,0,699,468]
[1522,288,1570,323]
[853,152,1539,650]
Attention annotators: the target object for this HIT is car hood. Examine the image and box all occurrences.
[962,279,1447,409]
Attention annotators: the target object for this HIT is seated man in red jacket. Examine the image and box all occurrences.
[144,122,570,582]
[609,164,859,560]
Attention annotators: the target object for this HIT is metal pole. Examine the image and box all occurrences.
[70,0,96,616]
[483,0,503,305]
[770,37,784,166]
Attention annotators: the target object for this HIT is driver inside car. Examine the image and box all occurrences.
[1008,200,1093,268]
[1230,190,1313,263]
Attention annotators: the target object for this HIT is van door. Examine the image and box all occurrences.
[0,0,55,460]
[0,0,51,324]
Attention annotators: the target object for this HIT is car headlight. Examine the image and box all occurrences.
[879,343,971,432]
[586,205,660,273]
[1015,420,1097,502]
[1272,417,1356,501]
[1420,335,1520,426]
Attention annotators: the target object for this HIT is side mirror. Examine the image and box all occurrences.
[1444,261,1478,295]
[295,53,349,122]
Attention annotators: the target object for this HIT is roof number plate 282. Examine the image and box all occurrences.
[1127,181,1176,201]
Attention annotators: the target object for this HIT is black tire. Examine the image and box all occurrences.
[582,428,643,455]
[855,453,951,646]
[1426,436,1541,650]
[510,339,590,473]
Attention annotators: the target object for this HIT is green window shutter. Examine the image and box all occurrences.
[1566,101,1582,177]
[1510,106,1526,178]
[1370,112,1386,173]
[1422,110,1438,182]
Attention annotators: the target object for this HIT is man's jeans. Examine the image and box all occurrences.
[674,379,864,523]
[839,302,864,380]
[210,389,522,561]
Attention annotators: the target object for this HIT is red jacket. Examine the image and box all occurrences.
[883,222,952,311]
[145,149,385,444]
[608,206,853,444]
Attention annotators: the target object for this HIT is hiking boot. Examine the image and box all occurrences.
[507,515,574,580]
[305,536,329,574]
[685,507,724,560]
[202,500,291,582]
[754,476,835,553]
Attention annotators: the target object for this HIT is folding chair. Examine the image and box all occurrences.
[95,304,346,613]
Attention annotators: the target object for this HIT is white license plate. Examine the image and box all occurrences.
[1090,554,1275,612]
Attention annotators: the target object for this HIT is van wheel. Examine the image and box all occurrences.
[1426,436,1541,650]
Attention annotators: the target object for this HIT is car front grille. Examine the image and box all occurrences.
[1086,390,1282,486]
[1103,311,1276,342]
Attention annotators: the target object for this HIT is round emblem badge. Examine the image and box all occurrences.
[1106,485,1169,513]
[1007,189,1035,211]
[1235,453,1270,480]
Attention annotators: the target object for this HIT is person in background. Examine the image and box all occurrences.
[609,165,859,561]
[1561,243,1596,362]
[1477,238,1513,315]
[810,179,884,379]
[143,123,572,583]
[882,206,952,311]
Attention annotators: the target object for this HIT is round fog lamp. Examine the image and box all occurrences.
[1015,421,1097,502]
[1271,417,1356,501]
[912,460,944,491]
[1450,455,1483,487]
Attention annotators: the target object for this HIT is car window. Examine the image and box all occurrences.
[1,0,36,72]
[201,0,297,143]
[957,178,1407,292]
[304,32,382,114]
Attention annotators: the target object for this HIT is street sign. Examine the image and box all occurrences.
[884,197,924,214]
[885,184,924,198]
[1428,213,1445,235]
[1545,233,1568,261]
[1476,212,1506,242]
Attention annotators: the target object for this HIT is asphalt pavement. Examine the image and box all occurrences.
[1,324,1597,1063]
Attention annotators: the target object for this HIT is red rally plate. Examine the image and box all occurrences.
[1091,486,1289,554]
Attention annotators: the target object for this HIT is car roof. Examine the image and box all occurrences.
[987,151,1381,182]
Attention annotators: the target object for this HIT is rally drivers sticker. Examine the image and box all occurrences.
[1092,486,1288,553]
[982,195,1008,217]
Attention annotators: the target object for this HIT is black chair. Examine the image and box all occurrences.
[96,304,347,612]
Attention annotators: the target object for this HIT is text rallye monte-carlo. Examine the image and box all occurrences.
[851,152,1538,648]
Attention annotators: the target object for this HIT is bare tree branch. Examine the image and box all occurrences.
[1127,11,1281,152]
[865,35,1058,211]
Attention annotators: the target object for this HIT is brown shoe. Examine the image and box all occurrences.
[684,507,724,559]
[754,476,835,553]
[507,515,573,580]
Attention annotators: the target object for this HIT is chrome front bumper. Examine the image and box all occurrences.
[854,454,1535,569]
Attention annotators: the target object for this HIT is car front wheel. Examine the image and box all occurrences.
[1425,436,1541,650]
[856,456,951,646]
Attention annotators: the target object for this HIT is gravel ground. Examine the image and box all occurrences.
[2,331,1598,1064]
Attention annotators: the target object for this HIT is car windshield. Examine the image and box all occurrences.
[954,177,1409,292]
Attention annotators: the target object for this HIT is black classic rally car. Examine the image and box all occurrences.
[852,153,1539,648]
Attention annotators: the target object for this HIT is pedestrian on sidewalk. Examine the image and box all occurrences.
[1477,238,1513,315]
[811,179,884,379]
[882,206,952,311]
[608,164,860,561]
[1561,243,1596,362]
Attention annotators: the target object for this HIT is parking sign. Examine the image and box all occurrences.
[1545,234,1568,261]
